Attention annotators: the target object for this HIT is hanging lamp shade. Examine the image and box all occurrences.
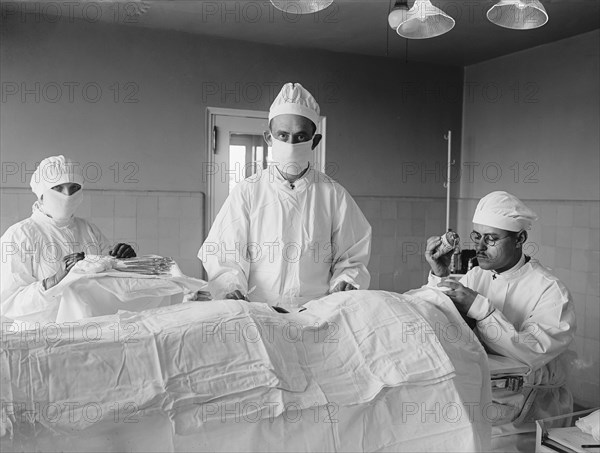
[487,0,548,30]
[388,0,455,39]
[270,1,334,14]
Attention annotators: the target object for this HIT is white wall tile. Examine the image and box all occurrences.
[538,246,555,268]
[180,197,202,219]
[360,199,381,220]
[158,237,180,258]
[396,201,412,219]
[381,200,397,220]
[571,250,591,272]
[584,316,600,340]
[158,217,180,241]
[556,205,574,227]
[368,255,380,273]
[570,270,589,295]
[137,217,158,240]
[179,219,204,259]
[380,255,394,271]
[571,227,592,250]
[1,194,19,218]
[177,258,202,279]
[18,193,35,219]
[590,206,600,229]
[137,196,158,218]
[587,272,599,297]
[554,247,572,269]
[573,205,591,228]
[410,218,426,235]
[381,219,396,237]
[370,235,381,255]
[114,217,136,240]
[369,273,379,290]
[381,237,396,254]
[78,193,92,218]
[136,238,159,256]
[91,217,114,243]
[586,294,600,320]
[555,227,573,249]
[379,273,394,291]
[395,219,411,236]
[115,195,137,218]
[159,197,181,219]
[91,194,115,218]
[590,229,600,251]
[540,225,557,247]
[540,204,557,226]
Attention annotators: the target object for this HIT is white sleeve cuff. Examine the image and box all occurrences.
[468,294,493,321]
[330,275,359,291]
[427,271,443,287]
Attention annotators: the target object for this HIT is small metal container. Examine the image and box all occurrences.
[437,231,459,256]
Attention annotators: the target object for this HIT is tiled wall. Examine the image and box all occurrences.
[354,196,451,293]
[0,188,205,279]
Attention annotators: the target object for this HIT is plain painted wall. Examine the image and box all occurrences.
[459,30,599,201]
[0,15,463,199]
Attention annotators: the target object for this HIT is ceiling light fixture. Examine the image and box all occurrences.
[388,0,455,39]
[487,0,549,30]
[270,1,334,15]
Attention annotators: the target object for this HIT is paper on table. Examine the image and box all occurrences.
[547,426,600,453]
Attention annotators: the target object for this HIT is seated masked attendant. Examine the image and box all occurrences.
[1,155,136,325]
[198,83,371,309]
[424,191,576,432]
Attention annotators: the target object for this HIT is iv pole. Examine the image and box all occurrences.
[443,130,452,232]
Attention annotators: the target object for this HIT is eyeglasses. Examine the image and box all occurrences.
[470,231,513,247]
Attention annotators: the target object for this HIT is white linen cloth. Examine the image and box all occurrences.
[1,289,491,452]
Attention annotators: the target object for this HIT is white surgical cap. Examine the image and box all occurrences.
[472,191,538,232]
[30,155,84,199]
[268,82,320,128]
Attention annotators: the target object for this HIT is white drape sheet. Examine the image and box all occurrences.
[0,288,491,452]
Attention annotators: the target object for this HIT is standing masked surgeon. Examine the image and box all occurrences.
[425,191,576,436]
[199,83,371,309]
[1,155,136,326]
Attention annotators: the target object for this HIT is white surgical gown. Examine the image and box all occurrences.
[0,206,110,324]
[429,254,576,432]
[198,165,371,307]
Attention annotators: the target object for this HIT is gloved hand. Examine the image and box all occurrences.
[330,281,356,293]
[189,290,212,302]
[225,290,248,301]
[109,243,136,259]
[42,252,85,290]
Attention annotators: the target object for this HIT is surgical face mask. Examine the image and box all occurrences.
[270,137,312,175]
[41,188,83,220]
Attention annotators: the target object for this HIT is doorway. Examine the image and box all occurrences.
[205,107,327,232]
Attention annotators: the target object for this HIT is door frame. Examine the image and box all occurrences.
[204,107,327,239]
